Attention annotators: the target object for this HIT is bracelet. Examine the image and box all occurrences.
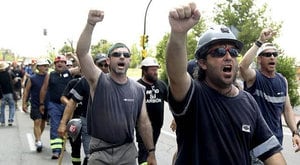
[292,130,300,137]
[39,103,44,106]
[255,40,263,47]
[148,148,155,153]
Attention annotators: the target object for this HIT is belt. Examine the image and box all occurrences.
[89,142,127,154]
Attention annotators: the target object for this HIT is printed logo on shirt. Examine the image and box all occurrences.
[63,73,69,78]
[123,98,134,102]
[145,86,162,103]
[242,124,251,133]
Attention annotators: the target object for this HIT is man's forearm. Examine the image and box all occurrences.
[60,100,77,124]
[138,120,155,151]
[76,23,95,59]
[239,44,259,69]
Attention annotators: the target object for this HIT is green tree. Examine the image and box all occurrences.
[276,55,300,106]
[129,44,142,68]
[213,0,282,54]
[91,39,112,57]
[59,44,73,55]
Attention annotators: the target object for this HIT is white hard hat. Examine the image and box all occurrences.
[257,43,277,56]
[36,59,50,66]
[140,57,160,68]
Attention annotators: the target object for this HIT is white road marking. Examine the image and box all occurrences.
[26,133,36,151]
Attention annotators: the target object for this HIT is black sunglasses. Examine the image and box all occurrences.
[97,63,108,68]
[259,52,278,57]
[110,52,131,58]
[208,47,239,58]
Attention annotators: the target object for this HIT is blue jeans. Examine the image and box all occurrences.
[0,93,16,123]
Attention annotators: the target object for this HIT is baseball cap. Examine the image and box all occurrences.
[107,43,130,56]
[94,53,108,64]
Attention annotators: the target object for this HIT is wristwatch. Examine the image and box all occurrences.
[292,130,300,137]
[255,40,263,47]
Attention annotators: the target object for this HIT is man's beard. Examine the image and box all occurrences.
[144,74,157,83]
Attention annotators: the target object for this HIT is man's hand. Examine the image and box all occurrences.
[39,105,45,115]
[168,2,201,33]
[258,28,276,43]
[147,152,157,165]
[170,119,177,132]
[22,103,28,113]
[58,122,67,138]
[87,10,104,26]
[292,134,300,152]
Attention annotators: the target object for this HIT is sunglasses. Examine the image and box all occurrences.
[97,63,108,68]
[208,47,239,58]
[110,52,131,58]
[259,52,278,57]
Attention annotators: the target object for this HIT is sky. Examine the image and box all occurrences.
[0,0,298,61]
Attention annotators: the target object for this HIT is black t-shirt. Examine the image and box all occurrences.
[62,77,82,117]
[70,77,90,117]
[169,80,282,164]
[137,78,168,129]
[0,70,14,94]
[12,68,24,89]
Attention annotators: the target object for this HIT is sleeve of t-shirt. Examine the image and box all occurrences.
[70,79,85,103]
[168,80,194,116]
[62,79,77,98]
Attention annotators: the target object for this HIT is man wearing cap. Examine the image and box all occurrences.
[76,9,156,165]
[94,53,109,74]
[166,3,285,164]
[22,59,50,152]
[0,61,16,126]
[136,57,168,165]
[239,28,300,163]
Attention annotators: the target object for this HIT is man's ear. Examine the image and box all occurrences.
[198,59,207,70]
[256,56,261,64]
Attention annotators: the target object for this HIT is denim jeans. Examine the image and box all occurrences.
[80,116,91,156]
[0,93,16,123]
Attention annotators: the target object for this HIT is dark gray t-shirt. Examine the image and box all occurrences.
[88,73,145,144]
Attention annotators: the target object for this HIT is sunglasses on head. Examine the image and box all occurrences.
[208,47,239,58]
[97,63,108,68]
[259,52,278,57]
[110,52,131,58]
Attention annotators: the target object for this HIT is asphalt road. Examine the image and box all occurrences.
[0,101,299,165]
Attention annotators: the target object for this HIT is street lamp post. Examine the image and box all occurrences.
[141,0,152,59]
